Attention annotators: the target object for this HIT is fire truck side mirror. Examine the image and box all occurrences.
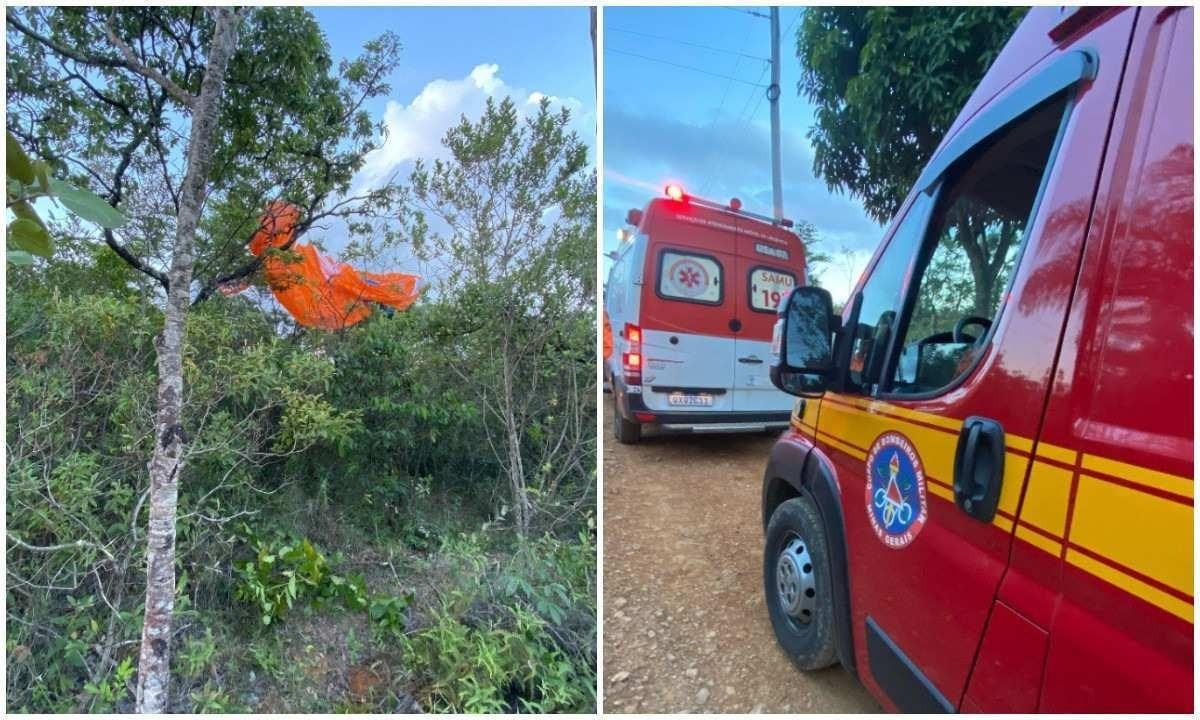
[770,286,835,396]
[625,208,643,226]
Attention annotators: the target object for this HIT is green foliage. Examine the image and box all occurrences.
[5,130,127,264]
[233,526,370,625]
[404,605,590,713]
[189,682,239,713]
[401,530,595,713]
[404,96,596,533]
[4,279,362,710]
[178,630,218,679]
[367,592,413,642]
[6,6,404,299]
[6,10,597,710]
[82,656,135,711]
[796,7,1026,223]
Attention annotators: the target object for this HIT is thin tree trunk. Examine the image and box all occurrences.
[135,9,243,713]
[500,339,531,535]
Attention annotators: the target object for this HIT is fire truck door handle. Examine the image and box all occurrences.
[953,416,1005,522]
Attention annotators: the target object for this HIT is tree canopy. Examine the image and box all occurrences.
[5,6,403,300]
[795,7,1026,224]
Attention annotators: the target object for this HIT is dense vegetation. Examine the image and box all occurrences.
[795,6,1026,224]
[796,8,1028,315]
[6,6,595,713]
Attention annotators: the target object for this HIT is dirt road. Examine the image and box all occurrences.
[601,398,879,713]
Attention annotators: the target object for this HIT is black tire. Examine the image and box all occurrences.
[612,398,641,444]
[763,495,838,670]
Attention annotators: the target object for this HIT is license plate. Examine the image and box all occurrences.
[668,392,713,407]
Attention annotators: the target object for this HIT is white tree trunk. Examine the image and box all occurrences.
[135,9,243,713]
[501,340,531,535]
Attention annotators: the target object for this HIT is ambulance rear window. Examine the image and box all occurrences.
[748,266,797,313]
[657,250,722,305]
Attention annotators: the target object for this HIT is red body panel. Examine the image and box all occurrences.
[775,6,1193,713]
[636,197,805,340]
[962,601,1048,712]
[1029,6,1193,712]
[828,9,1138,709]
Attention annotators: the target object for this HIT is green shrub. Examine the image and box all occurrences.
[403,604,592,713]
[368,592,412,642]
[81,656,135,712]
[232,526,370,624]
[397,529,596,713]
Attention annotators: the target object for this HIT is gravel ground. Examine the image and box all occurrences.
[602,398,879,713]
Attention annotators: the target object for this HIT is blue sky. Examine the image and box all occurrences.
[603,6,880,302]
[306,6,595,275]
[312,7,594,124]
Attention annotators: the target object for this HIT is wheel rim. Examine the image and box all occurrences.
[775,533,817,625]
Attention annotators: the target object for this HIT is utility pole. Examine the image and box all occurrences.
[768,6,783,223]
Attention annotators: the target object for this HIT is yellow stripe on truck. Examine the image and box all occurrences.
[1021,460,1073,538]
[1016,524,1062,557]
[1080,453,1193,499]
[1035,442,1077,465]
[1069,474,1194,597]
[816,431,866,461]
[1066,548,1193,624]
[807,393,1194,622]
[821,397,1024,528]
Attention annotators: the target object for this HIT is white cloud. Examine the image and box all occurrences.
[354,64,589,192]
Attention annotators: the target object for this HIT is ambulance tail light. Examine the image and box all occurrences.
[622,322,643,384]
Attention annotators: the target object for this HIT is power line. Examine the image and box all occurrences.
[605,47,767,87]
[703,8,803,202]
[698,21,757,195]
[781,7,802,49]
[607,26,770,63]
[701,57,770,199]
[723,6,770,20]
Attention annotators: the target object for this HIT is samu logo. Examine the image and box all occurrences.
[865,432,928,549]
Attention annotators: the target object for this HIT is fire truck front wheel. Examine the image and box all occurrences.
[763,496,837,670]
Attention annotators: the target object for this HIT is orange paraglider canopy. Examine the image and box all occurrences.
[235,201,422,330]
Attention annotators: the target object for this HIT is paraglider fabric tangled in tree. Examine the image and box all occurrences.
[225,201,422,330]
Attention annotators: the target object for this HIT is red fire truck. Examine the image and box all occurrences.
[762,6,1192,712]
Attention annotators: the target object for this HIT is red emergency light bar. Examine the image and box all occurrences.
[661,183,794,228]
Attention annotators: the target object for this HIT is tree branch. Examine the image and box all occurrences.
[7,533,116,562]
[103,16,196,109]
[5,10,127,68]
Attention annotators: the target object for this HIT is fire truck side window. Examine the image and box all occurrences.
[890,93,1068,395]
[847,192,932,391]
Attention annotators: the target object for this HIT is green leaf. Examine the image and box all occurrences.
[48,177,127,228]
[7,250,35,265]
[10,199,45,228]
[32,160,51,192]
[6,131,35,185]
[8,217,53,257]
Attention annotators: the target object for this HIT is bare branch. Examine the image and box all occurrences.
[6,533,116,562]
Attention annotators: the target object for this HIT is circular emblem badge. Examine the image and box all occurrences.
[667,257,710,298]
[865,432,927,549]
